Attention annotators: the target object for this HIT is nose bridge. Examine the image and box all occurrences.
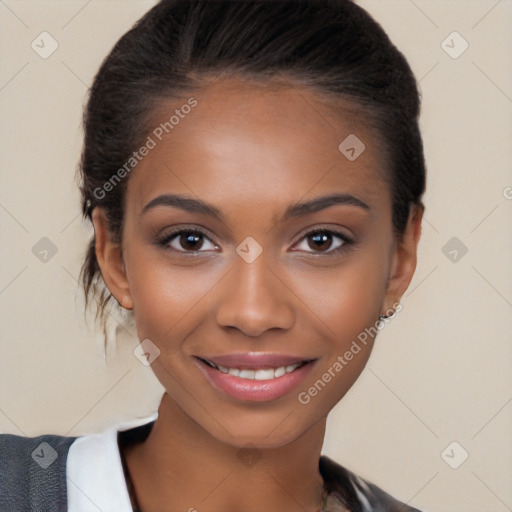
[215,247,294,336]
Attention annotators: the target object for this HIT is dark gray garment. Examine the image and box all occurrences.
[0,432,77,511]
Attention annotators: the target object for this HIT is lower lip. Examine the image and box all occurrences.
[195,358,316,402]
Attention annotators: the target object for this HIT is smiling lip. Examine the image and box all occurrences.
[193,353,317,402]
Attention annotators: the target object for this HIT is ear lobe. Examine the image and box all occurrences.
[383,204,424,311]
[91,208,133,310]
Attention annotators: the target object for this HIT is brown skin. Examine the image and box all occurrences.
[92,78,423,512]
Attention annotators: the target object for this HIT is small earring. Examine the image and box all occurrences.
[379,300,398,320]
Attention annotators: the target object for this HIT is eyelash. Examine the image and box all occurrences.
[155,226,354,257]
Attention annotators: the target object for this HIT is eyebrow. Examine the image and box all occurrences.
[140,192,370,222]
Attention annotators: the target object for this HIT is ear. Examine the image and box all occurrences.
[382,204,424,314]
[91,208,133,310]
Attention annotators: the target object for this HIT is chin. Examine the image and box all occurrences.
[207,410,323,451]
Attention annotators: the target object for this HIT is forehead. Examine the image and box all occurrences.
[126,78,388,218]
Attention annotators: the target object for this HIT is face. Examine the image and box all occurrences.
[94,78,421,448]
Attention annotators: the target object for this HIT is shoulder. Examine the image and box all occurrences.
[0,430,79,473]
[319,455,423,512]
[0,431,78,509]
[0,413,158,511]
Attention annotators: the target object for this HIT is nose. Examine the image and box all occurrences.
[215,251,295,337]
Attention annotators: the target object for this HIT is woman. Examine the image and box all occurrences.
[0,1,425,510]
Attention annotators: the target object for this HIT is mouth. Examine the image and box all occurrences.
[196,357,313,381]
[193,354,318,402]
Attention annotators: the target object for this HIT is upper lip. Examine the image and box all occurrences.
[196,352,316,369]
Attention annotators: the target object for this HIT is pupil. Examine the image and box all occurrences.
[309,232,331,252]
[181,232,202,250]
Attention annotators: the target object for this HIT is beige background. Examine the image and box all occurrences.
[1,1,511,511]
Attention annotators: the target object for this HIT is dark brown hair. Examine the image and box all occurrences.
[78,0,426,337]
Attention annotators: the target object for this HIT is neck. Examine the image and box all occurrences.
[123,392,327,512]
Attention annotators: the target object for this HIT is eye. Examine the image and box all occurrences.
[292,228,353,256]
[157,228,218,253]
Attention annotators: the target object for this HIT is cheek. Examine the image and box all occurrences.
[289,251,389,342]
[290,250,389,399]
[126,250,221,343]
[294,278,385,413]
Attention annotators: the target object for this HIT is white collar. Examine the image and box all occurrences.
[66,413,158,512]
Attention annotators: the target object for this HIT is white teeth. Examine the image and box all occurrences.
[286,363,301,373]
[211,362,303,380]
[254,369,275,380]
[274,366,286,378]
